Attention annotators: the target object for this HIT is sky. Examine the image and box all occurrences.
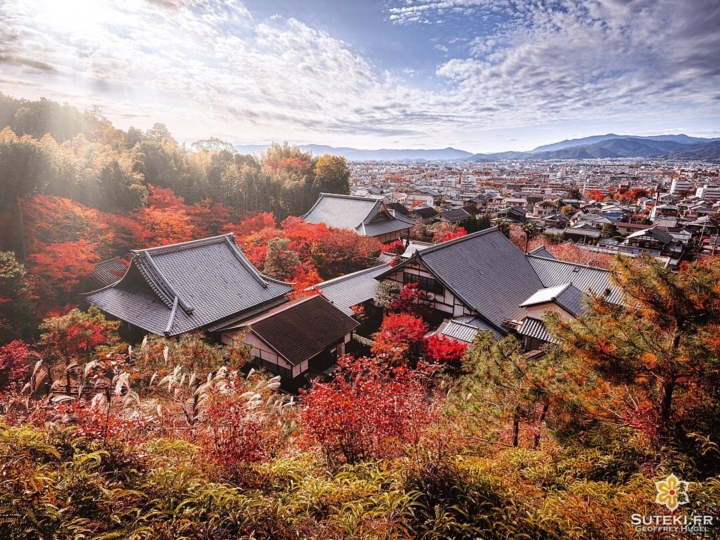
[1,0,720,153]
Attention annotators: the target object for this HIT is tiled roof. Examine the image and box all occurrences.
[242,296,359,366]
[440,207,471,222]
[314,263,390,316]
[517,317,557,343]
[385,202,411,216]
[86,234,292,336]
[381,228,544,333]
[362,215,414,237]
[303,193,412,237]
[438,315,502,343]
[401,241,434,258]
[411,206,439,219]
[526,255,622,304]
[626,227,673,244]
[520,283,586,316]
[527,246,557,260]
[91,257,129,287]
[302,193,382,230]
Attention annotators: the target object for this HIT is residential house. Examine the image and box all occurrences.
[220,295,359,390]
[437,207,471,224]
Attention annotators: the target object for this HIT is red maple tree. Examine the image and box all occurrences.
[299,355,433,465]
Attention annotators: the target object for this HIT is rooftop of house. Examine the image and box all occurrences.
[312,263,391,316]
[520,283,586,316]
[378,227,545,332]
[302,193,414,236]
[226,295,359,367]
[85,234,292,336]
[440,207,471,222]
[626,227,674,244]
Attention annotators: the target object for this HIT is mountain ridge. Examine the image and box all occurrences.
[234,134,720,162]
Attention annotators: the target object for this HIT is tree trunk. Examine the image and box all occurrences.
[534,401,550,449]
[15,194,27,259]
[660,379,675,427]
[512,411,520,447]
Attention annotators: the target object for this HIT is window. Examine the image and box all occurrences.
[404,272,443,295]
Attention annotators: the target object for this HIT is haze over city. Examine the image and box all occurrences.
[1,0,719,152]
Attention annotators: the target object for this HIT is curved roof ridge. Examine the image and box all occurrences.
[223,235,270,289]
[135,234,230,256]
[140,251,195,313]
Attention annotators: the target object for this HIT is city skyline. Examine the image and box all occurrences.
[1,0,719,152]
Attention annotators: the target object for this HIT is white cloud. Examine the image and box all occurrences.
[0,0,718,151]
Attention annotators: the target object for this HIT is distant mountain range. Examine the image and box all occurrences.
[233,144,473,161]
[235,134,720,162]
[470,135,720,162]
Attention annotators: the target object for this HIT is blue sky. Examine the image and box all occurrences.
[1,0,719,152]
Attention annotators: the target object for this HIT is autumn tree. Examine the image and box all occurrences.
[299,355,433,466]
[495,219,511,238]
[548,255,720,450]
[263,238,300,281]
[371,313,428,365]
[424,335,467,367]
[36,306,121,395]
[0,128,49,257]
[0,340,32,391]
[0,252,35,344]
[389,282,434,319]
[310,229,382,279]
[313,154,351,198]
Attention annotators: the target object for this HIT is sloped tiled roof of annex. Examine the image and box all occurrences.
[85,234,292,336]
[377,227,544,333]
[626,226,674,244]
[313,263,390,316]
[301,193,382,231]
[438,315,502,343]
[241,295,359,366]
[517,317,557,344]
[526,254,622,304]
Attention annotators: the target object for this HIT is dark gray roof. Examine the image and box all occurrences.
[86,234,292,336]
[314,263,390,316]
[379,228,544,332]
[526,255,622,304]
[362,215,414,237]
[385,202,411,216]
[626,227,673,244]
[520,283,586,316]
[240,296,359,367]
[518,317,557,344]
[302,193,412,237]
[440,207,471,222]
[527,246,557,260]
[411,206,439,219]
